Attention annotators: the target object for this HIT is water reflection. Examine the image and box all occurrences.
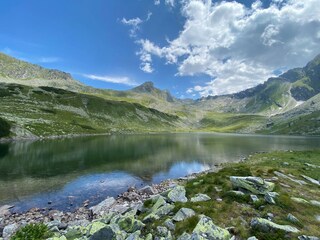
[0,133,319,211]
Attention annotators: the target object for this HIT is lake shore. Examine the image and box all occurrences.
[1,150,319,239]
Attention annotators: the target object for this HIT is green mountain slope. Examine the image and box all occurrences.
[0,83,182,139]
[0,53,85,92]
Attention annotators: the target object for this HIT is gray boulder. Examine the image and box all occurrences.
[230,176,274,195]
[265,192,279,204]
[90,197,115,215]
[164,219,175,231]
[89,224,126,240]
[310,200,320,207]
[250,218,300,233]
[177,232,191,240]
[126,230,142,240]
[192,215,231,240]
[173,208,196,222]
[190,194,211,202]
[167,186,188,203]
[287,213,300,224]
[250,195,259,203]
[2,223,18,239]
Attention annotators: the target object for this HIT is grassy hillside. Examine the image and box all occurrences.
[0,83,182,138]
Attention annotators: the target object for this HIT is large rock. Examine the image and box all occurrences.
[89,224,126,240]
[192,215,231,240]
[173,208,196,222]
[230,176,274,195]
[167,186,188,203]
[310,200,320,207]
[190,194,211,202]
[250,218,300,233]
[264,192,279,204]
[151,196,167,212]
[90,197,115,215]
[87,221,107,235]
[177,232,191,240]
[2,223,18,239]
[126,230,142,240]
[117,215,145,233]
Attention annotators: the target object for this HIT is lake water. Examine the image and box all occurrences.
[0,133,320,212]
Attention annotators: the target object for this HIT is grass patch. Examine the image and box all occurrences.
[11,223,53,240]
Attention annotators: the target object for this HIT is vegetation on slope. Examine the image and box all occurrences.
[0,83,181,138]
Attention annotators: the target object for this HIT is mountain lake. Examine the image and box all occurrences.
[0,133,320,213]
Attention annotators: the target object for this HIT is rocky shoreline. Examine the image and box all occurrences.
[0,170,209,240]
[1,151,320,239]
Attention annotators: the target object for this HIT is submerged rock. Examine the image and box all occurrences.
[250,217,300,233]
[173,208,196,222]
[192,215,231,240]
[230,176,274,195]
[190,194,211,202]
[167,186,188,203]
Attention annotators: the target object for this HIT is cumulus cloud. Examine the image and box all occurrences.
[137,0,320,96]
[82,74,137,86]
[154,0,176,7]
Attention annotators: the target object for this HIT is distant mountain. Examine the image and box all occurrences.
[130,81,175,103]
[198,54,320,116]
[0,52,85,92]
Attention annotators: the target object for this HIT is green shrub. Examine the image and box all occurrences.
[0,117,10,138]
[11,223,53,240]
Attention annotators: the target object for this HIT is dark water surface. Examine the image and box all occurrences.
[0,133,319,212]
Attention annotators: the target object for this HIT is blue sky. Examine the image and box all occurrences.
[1,0,320,98]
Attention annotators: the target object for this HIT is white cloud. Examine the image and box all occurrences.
[154,0,176,7]
[154,0,160,5]
[121,12,153,38]
[121,17,143,37]
[83,74,137,86]
[138,0,320,96]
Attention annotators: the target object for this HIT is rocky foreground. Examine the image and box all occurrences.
[0,150,320,240]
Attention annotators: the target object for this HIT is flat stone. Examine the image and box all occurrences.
[274,171,307,185]
[298,236,320,240]
[190,194,211,202]
[229,190,245,196]
[291,197,309,204]
[192,215,231,240]
[230,176,274,195]
[301,175,320,186]
[90,197,115,215]
[151,196,167,212]
[173,208,196,222]
[167,186,188,203]
[304,163,320,169]
[250,217,299,233]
